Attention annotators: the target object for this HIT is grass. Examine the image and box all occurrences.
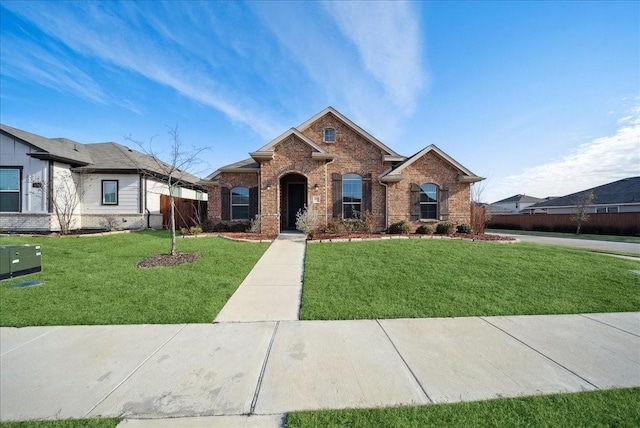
[287,388,640,428]
[0,231,268,327]
[301,240,640,319]
[487,228,640,243]
[0,419,118,428]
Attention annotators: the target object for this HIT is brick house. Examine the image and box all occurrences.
[204,107,483,234]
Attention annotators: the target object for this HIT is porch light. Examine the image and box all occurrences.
[314,183,319,190]
[266,184,272,191]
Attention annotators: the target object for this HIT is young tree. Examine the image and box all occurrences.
[571,191,595,235]
[126,126,208,255]
[33,170,84,234]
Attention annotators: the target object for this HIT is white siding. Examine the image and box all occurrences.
[81,173,141,214]
[0,133,49,213]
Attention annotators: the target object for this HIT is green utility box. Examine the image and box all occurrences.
[0,245,42,280]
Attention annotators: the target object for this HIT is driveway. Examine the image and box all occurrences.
[491,233,640,254]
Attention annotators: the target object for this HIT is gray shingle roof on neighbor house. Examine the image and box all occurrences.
[528,177,640,208]
[1,124,93,165]
[1,124,203,187]
[492,194,545,204]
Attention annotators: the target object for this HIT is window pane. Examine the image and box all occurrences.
[324,128,335,142]
[608,206,618,213]
[420,184,437,203]
[103,181,117,204]
[596,207,606,213]
[343,174,362,203]
[231,187,249,205]
[0,193,20,212]
[196,190,203,200]
[343,203,361,219]
[421,204,437,219]
[171,186,181,197]
[232,206,249,220]
[0,169,20,191]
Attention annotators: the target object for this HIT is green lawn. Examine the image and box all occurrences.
[301,240,640,319]
[287,388,640,428]
[0,231,268,327]
[487,228,640,243]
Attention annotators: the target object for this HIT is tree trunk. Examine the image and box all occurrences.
[170,195,177,255]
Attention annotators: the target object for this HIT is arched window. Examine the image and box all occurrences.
[420,184,438,219]
[231,187,249,220]
[342,174,362,218]
[324,128,335,142]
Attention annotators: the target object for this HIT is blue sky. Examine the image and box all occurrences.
[1,0,638,203]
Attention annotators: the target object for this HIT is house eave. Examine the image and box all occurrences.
[311,152,335,161]
[28,152,90,167]
[250,151,274,161]
[459,175,485,183]
[380,175,404,183]
[384,155,406,163]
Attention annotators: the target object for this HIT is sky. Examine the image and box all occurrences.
[1,0,638,203]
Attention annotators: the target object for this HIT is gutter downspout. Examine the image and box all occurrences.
[324,158,334,226]
[379,180,389,231]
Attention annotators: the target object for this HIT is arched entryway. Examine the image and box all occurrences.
[280,173,308,230]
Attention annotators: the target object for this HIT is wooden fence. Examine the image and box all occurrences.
[487,212,640,236]
[160,194,207,230]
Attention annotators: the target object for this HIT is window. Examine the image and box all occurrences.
[323,128,335,143]
[231,186,249,220]
[102,180,118,205]
[196,190,203,201]
[342,174,362,218]
[171,186,181,197]
[420,183,438,219]
[0,167,21,212]
[596,206,619,213]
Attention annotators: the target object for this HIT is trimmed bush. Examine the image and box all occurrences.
[415,224,433,235]
[388,221,410,234]
[435,222,454,234]
[456,224,472,234]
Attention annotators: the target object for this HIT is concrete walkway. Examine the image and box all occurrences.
[491,233,640,254]
[215,232,306,322]
[2,313,639,424]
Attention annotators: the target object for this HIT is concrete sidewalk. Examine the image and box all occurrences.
[491,233,640,254]
[2,313,638,424]
[215,232,306,322]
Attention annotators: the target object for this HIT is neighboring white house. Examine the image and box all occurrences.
[489,194,546,214]
[0,124,206,232]
[522,177,640,214]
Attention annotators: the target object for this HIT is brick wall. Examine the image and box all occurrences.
[387,151,471,230]
[206,172,258,224]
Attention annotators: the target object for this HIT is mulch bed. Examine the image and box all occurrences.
[136,252,202,268]
[217,232,515,242]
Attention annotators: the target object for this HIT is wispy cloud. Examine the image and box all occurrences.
[489,106,640,201]
[1,1,283,138]
[323,1,425,112]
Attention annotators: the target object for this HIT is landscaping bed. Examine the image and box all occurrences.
[310,232,515,242]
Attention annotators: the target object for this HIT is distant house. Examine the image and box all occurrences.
[0,124,206,232]
[490,194,546,214]
[522,177,640,214]
[203,107,483,234]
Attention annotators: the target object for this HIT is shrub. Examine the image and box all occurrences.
[341,210,374,234]
[296,205,319,237]
[230,221,251,232]
[415,224,433,235]
[435,222,454,234]
[324,219,345,234]
[248,215,261,233]
[189,226,203,236]
[201,218,216,233]
[456,224,472,234]
[211,222,230,232]
[100,215,121,232]
[180,227,189,236]
[388,221,410,234]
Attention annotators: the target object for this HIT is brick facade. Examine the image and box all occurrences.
[206,108,481,234]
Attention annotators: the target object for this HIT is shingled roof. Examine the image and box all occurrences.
[492,194,545,204]
[528,177,640,208]
[1,124,203,187]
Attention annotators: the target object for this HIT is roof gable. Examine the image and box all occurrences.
[250,128,333,161]
[296,107,403,161]
[1,124,92,166]
[381,144,483,183]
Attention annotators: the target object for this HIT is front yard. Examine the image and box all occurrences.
[301,239,640,319]
[0,231,268,327]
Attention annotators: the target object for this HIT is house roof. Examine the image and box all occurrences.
[492,194,545,204]
[297,106,404,161]
[1,124,93,166]
[204,158,259,181]
[380,145,484,183]
[1,124,203,188]
[527,176,640,208]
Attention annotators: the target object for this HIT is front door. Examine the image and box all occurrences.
[287,183,306,229]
